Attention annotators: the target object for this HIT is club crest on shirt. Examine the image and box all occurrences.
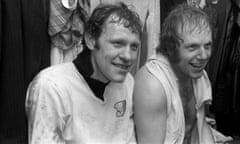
[114,100,126,117]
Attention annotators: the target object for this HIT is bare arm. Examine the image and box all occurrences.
[133,66,168,144]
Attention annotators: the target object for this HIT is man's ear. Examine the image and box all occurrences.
[84,33,96,50]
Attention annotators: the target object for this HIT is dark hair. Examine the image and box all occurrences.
[83,2,142,44]
[157,3,212,62]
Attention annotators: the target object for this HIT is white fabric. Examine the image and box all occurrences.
[50,44,83,65]
[25,62,136,144]
[61,0,77,10]
[145,54,213,144]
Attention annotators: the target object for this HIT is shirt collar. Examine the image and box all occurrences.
[73,48,93,77]
[73,48,108,101]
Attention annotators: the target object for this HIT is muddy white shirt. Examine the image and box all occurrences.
[25,63,136,144]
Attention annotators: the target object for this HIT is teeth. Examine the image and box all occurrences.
[191,63,205,68]
[120,65,127,69]
[115,64,129,69]
[193,65,202,68]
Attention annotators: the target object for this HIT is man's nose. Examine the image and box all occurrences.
[119,47,132,61]
[197,46,210,60]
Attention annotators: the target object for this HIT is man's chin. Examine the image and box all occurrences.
[110,74,127,83]
[191,72,203,79]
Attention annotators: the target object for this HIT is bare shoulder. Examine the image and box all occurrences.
[134,65,168,143]
[134,65,167,110]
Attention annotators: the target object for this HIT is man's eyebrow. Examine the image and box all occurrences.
[205,41,212,46]
[110,39,126,43]
[185,43,200,48]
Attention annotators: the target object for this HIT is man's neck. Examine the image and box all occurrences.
[171,63,192,84]
[171,63,194,100]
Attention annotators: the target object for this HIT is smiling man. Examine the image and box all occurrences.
[134,3,214,144]
[25,2,142,144]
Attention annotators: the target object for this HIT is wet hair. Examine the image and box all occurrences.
[157,3,212,62]
[83,2,142,45]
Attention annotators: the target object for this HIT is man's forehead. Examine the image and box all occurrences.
[102,14,140,36]
[178,22,211,37]
[101,17,126,32]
